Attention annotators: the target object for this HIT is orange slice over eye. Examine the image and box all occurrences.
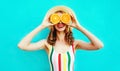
[61,13,71,24]
[50,14,60,24]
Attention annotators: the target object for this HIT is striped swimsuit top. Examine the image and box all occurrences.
[48,44,75,71]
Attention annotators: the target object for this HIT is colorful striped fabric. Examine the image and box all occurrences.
[48,44,75,71]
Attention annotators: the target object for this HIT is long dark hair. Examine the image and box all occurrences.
[47,25,74,46]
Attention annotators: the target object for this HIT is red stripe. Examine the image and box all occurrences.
[58,54,61,71]
[72,43,74,53]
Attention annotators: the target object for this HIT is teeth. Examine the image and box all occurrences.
[58,26,63,28]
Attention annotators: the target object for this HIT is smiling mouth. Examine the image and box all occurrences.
[57,23,65,28]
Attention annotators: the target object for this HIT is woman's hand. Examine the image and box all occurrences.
[41,21,54,28]
[68,13,81,28]
[40,15,55,28]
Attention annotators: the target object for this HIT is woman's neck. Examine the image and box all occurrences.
[56,31,65,42]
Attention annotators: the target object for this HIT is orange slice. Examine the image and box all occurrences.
[50,14,60,24]
[61,13,71,24]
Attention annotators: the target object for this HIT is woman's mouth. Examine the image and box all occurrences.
[57,23,65,28]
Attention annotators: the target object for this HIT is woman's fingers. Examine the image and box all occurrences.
[46,22,56,27]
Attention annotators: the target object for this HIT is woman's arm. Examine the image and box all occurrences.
[70,15,104,50]
[18,25,46,51]
[18,19,54,51]
[74,25,104,50]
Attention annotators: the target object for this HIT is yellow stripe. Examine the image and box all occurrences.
[63,54,67,71]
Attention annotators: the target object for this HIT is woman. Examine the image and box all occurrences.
[18,6,104,71]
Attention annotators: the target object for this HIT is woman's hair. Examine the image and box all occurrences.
[47,25,74,46]
[44,5,78,46]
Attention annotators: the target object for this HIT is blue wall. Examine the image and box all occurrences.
[0,0,120,71]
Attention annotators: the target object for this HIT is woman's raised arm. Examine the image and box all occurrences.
[18,18,54,51]
[69,14,104,50]
[74,25,104,50]
[18,24,46,50]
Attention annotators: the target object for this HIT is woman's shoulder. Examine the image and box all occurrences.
[43,39,52,49]
[73,40,77,46]
[73,39,83,49]
[41,39,52,54]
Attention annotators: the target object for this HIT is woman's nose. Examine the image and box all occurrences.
[59,21,62,24]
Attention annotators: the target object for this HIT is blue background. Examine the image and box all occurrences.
[0,0,120,71]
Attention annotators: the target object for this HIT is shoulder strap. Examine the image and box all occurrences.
[72,43,75,53]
